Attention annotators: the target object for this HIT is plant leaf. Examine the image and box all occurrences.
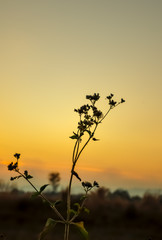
[69,134,78,139]
[85,130,91,136]
[26,175,33,179]
[40,184,49,193]
[83,207,90,214]
[10,175,22,181]
[74,202,81,211]
[31,184,49,199]
[72,171,81,181]
[80,195,88,201]
[69,208,77,216]
[73,221,89,240]
[92,137,100,141]
[39,218,57,240]
[31,192,40,198]
[53,200,62,206]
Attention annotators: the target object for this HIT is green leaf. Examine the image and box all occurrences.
[73,221,89,240]
[74,202,81,212]
[83,207,90,214]
[69,208,77,216]
[31,192,40,198]
[39,218,57,240]
[31,185,49,199]
[40,184,49,193]
[80,195,88,201]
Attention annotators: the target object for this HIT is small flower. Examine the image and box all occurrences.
[84,182,92,188]
[91,106,103,119]
[84,114,91,120]
[78,121,86,131]
[82,181,93,189]
[121,98,125,103]
[93,181,99,187]
[8,162,14,171]
[82,180,99,193]
[109,99,117,106]
[106,93,114,100]
[86,93,100,102]
[74,104,90,115]
[8,162,18,171]
[14,153,20,160]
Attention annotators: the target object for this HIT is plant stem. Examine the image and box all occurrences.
[76,124,98,162]
[66,123,99,238]
[70,193,88,222]
[64,222,70,240]
[66,133,81,223]
[99,102,121,123]
[66,224,70,240]
[72,130,80,162]
[64,224,67,240]
[66,161,76,221]
[99,106,112,123]
[16,170,65,222]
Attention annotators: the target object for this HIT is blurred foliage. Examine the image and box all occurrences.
[48,172,61,193]
[0,179,18,192]
[1,188,162,239]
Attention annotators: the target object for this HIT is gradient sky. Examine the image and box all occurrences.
[0,0,162,194]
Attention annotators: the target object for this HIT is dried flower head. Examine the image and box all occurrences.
[14,153,20,160]
[8,162,18,171]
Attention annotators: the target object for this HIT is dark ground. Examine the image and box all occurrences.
[1,188,162,240]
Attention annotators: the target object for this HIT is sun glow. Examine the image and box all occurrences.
[1,1,162,192]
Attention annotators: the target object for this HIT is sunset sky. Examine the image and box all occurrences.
[0,0,162,195]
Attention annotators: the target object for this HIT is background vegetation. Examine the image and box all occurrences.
[1,186,162,240]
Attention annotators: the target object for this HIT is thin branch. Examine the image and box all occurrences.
[70,194,88,222]
[16,170,65,222]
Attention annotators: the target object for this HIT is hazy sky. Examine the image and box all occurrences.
[0,0,162,193]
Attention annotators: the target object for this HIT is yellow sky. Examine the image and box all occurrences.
[0,0,162,193]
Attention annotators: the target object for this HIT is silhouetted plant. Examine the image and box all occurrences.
[7,93,125,240]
